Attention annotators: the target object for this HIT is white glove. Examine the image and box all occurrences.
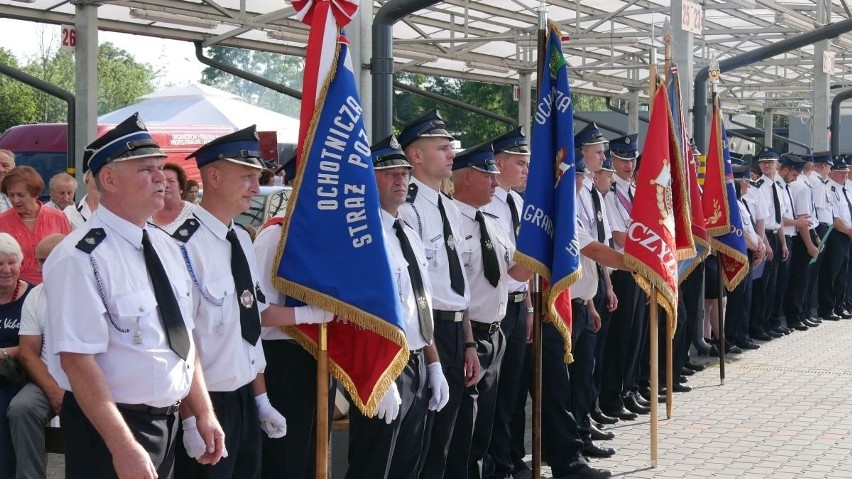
[375,382,401,425]
[427,362,450,412]
[294,305,335,325]
[181,416,207,459]
[255,393,287,438]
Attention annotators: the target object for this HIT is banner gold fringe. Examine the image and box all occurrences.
[269,32,407,417]
[664,89,696,261]
[709,239,750,292]
[624,255,677,339]
[677,236,710,284]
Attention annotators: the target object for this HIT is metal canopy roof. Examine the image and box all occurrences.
[2,0,852,118]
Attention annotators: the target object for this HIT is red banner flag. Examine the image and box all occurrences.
[702,99,732,237]
[624,88,679,327]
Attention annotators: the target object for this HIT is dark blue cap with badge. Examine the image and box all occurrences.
[84,113,166,175]
[599,156,615,172]
[491,126,529,155]
[398,109,453,149]
[609,134,638,160]
[779,152,805,172]
[832,154,849,171]
[186,125,264,169]
[811,151,833,166]
[574,122,607,147]
[731,158,751,179]
[576,159,589,174]
[757,147,781,162]
[453,142,499,173]
[371,135,412,170]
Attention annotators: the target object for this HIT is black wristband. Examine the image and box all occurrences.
[464,341,476,349]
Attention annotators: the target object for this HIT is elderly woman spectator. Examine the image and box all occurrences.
[151,162,196,234]
[0,167,71,284]
[0,233,34,477]
[183,179,201,204]
[44,173,78,211]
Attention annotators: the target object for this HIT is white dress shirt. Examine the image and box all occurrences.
[604,175,633,253]
[570,220,597,301]
[399,177,471,312]
[177,207,267,392]
[43,206,195,407]
[756,174,783,232]
[779,179,796,237]
[63,195,94,230]
[19,283,48,364]
[253,222,294,341]
[828,179,852,229]
[809,172,833,225]
[790,175,818,229]
[482,187,527,294]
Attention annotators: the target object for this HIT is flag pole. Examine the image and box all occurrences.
[316,323,329,478]
[662,19,674,419]
[649,287,659,468]
[709,63,726,385]
[532,7,548,478]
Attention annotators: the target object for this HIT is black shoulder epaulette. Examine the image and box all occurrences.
[75,228,106,254]
[755,179,765,188]
[406,183,418,203]
[482,211,498,219]
[254,283,266,304]
[171,217,202,242]
[832,185,837,192]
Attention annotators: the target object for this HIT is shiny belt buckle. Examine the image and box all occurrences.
[489,322,501,334]
[509,292,527,303]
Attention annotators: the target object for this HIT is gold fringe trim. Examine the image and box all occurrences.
[709,239,750,292]
[548,268,582,364]
[664,88,696,261]
[624,255,677,338]
[677,237,710,284]
[513,252,552,283]
[705,225,729,238]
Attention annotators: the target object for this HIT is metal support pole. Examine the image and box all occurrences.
[74,2,98,187]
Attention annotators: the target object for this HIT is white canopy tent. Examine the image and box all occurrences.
[98,83,299,144]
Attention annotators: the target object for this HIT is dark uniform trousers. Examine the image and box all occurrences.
[805,224,830,316]
[599,270,646,412]
[62,392,178,479]
[752,233,779,335]
[660,296,688,384]
[418,319,465,479]
[347,350,429,479]
[771,236,794,329]
[568,299,596,446]
[680,262,704,364]
[844,243,852,310]
[725,251,754,345]
[818,230,851,316]
[783,231,816,326]
[445,323,506,479]
[592,268,612,407]
[176,383,261,479]
[485,299,527,478]
[260,339,334,479]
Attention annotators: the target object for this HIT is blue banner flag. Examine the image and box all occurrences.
[515,22,579,362]
[273,38,408,415]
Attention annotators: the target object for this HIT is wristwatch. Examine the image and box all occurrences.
[526,307,535,314]
[1,348,8,361]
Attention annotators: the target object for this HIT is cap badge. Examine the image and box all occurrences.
[390,136,400,150]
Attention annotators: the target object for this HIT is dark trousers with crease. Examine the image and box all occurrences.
[568,299,596,446]
[599,270,644,412]
[818,230,850,316]
[771,236,793,328]
[725,251,754,345]
[592,269,612,408]
[62,392,178,479]
[753,233,780,334]
[783,232,816,325]
[680,262,704,364]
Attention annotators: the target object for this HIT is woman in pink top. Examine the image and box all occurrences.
[0,167,71,284]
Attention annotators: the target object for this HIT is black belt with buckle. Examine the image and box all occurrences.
[433,310,465,322]
[508,291,528,303]
[116,401,181,416]
[410,348,423,356]
[571,298,586,305]
[471,321,501,335]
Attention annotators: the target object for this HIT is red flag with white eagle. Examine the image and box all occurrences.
[624,87,679,326]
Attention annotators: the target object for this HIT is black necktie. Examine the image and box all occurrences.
[394,220,433,343]
[628,185,634,203]
[590,187,606,243]
[141,230,190,360]
[742,198,757,230]
[475,211,501,287]
[226,229,261,346]
[506,193,520,238]
[771,182,782,224]
[786,184,797,217]
[842,187,852,219]
[438,195,465,296]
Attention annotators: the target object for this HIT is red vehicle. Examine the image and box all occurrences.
[0,123,280,192]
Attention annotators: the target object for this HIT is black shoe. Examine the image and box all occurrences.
[589,423,614,441]
[663,383,692,393]
[737,340,760,350]
[555,463,612,479]
[684,361,705,371]
[789,322,809,331]
[591,408,618,425]
[630,390,651,407]
[802,318,819,327]
[779,326,793,335]
[810,316,823,323]
[681,366,695,376]
[836,309,852,319]
[678,375,688,383]
[623,394,650,415]
[765,329,783,338]
[822,313,842,321]
[752,331,773,341]
[582,443,616,458]
[728,345,743,354]
[601,406,637,421]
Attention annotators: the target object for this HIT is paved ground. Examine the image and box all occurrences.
[46,318,852,478]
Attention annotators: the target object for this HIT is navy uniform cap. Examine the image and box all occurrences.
[831,156,849,171]
[398,109,453,149]
[599,156,615,172]
[84,113,166,175]
[491,126,529,155]
[757,147,781,162]
[779,153,805,172]
[811,151,833,165]
[574,122,607,147]
[609,134,638,160]
[576,159,588,174]
[453,142,499,173]
[186,125,264,169]
[731,159,751,180]
[371,135,412,170]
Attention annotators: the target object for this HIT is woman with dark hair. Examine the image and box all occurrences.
[184,179,201,204]
[152,162,196,234]
[0,167,71,284]
[260,168,275,186]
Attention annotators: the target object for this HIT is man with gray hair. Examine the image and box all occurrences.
[45,173,78,211]
[0,149,15,213]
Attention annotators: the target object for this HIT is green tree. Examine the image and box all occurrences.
[0,48,40,132]
[200,46,302,118]
[22,42,157,123]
